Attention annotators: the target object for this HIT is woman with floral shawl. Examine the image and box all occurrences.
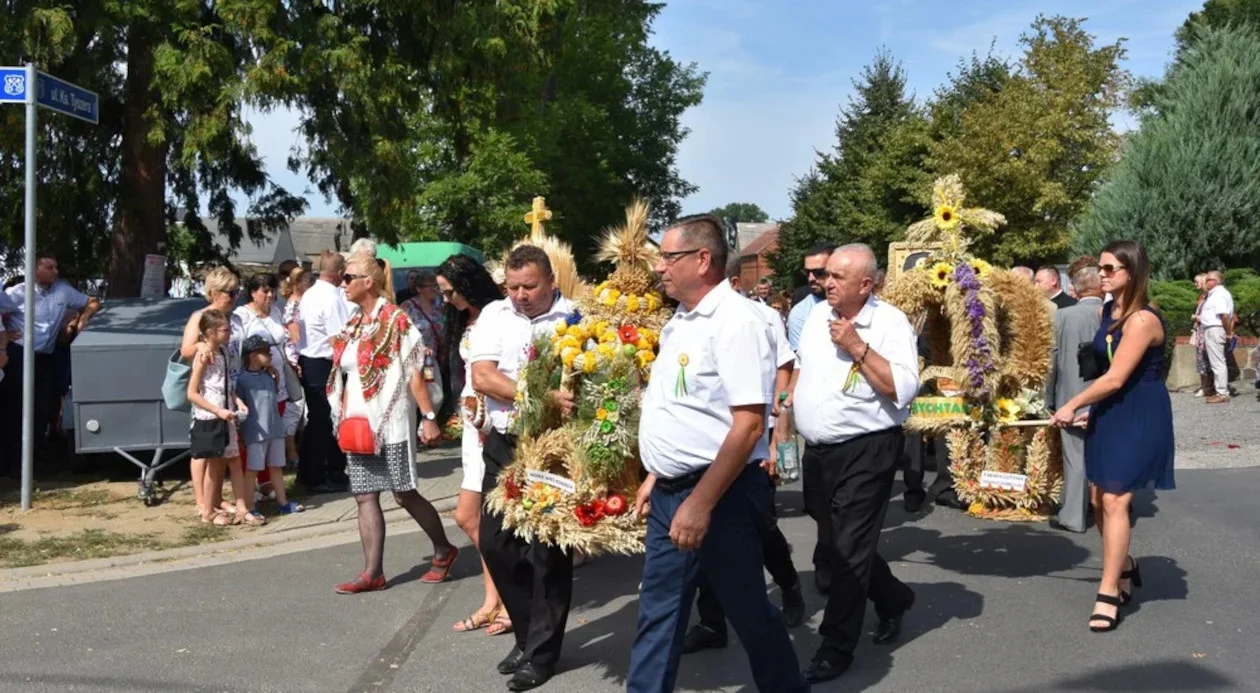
[327,254,459,594]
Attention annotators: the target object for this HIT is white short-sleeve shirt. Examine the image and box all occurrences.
[793,295,920,445]
[1200,286,1235,328]
[468,293,574,434]
[639,281,774,479]
[298,279,352,359]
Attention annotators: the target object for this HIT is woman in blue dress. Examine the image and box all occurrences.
[1051,240,1174,633]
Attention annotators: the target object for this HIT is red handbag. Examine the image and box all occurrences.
[337,417,376,455]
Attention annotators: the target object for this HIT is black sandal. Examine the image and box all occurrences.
[1089,593,1124,633]
[1119,556,1143,605]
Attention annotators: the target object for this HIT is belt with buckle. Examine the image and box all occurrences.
[655,469,705,494]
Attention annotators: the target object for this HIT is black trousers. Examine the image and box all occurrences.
[0,345,55,478]
[297,356,347,487]
[480,430,574,669]
[695,468,798,634]
[803,428,915,661]
[903,434,954,498]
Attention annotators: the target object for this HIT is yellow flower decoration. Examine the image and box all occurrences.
[560,346,579,368]
[558,335,581,351]
[929,262,953,290]
[595,320,610,336]
[645,293,660,312]
[636,337,651,350]
[636,350,656,368]
[595,408,608,420]
[678,354,689,367]
[555,323,567,336]
[599,329,618,344]
[582,351,598,374]
[935,204,960,231]
[596,343,616,359]
[970,258,993,279]
[626,295,640,312]
[994,398,1022,424]
[568,325,587,342]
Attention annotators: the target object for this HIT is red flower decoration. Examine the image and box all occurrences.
[504,477,521,500]
[618,325,640,345]
[373,354,390,369]
[527,345,538,361]
[574,504,600,527]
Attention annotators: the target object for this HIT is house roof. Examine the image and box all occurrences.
[204,217,354,266]
[736,222,776,252]
[740,226,779,257]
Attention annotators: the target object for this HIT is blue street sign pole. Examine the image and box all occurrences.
[0,63,97,510]
[21,62,37,511]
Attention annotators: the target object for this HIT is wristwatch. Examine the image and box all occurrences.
[422,411,437,421]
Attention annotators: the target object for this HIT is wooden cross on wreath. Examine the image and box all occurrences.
[524,196,553,241]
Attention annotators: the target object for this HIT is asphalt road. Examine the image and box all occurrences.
[2,465,1258,693]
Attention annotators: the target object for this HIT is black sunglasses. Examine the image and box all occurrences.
[439,288,456,298]
[807,268,828,279]
[1099,264,1126,275]
[660,248,703,263]
[342,273,364,284]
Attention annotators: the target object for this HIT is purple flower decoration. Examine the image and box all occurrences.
[953,261,996,398]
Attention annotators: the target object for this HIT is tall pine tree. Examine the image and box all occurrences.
[769,49,926,283]
[1075,26,1260,278]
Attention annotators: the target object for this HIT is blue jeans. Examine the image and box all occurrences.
[627,464,808,693]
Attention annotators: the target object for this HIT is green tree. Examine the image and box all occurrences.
[287,0,704,265]
[1075,27,1260,279]
[709,202,769,224]
[927,16,1128,266]
[768,49,927,282]
[0,1,304,294]
[1132,0,1260,115]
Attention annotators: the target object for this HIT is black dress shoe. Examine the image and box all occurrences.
[934,489,967,510]
[497,646,526,675]
[680,624,727,654]
[780,580,806,628]
[506,662,553,691]
[814,570,832,594]
[803,655,852,684]
[904,491,926,513]
[873,591,915,644]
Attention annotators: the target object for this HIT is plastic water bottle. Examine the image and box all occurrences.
[775,392,801,482]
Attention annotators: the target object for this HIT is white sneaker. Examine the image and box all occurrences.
[1193,389,1204,397]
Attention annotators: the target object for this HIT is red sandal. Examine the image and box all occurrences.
[334,572,387,595]
[420,546,460,583]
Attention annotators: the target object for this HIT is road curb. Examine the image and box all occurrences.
[0,493,460,588]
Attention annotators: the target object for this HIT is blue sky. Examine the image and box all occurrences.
[241,0,1201,222]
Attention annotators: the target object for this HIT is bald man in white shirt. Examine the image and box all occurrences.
[785,243,918,684]
[628,216,807,693]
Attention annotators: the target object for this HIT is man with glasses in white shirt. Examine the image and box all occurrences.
[628,215,806,693]
[785,243,918,684]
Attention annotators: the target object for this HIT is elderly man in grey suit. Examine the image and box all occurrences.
[1046,258,1104,533]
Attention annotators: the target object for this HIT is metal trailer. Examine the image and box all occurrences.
[70,298,203,505]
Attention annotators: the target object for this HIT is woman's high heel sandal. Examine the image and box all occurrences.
[1089,593,1125,633]
[1119,556,1143,605]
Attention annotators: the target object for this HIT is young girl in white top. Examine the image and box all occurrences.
[187,309,249,527]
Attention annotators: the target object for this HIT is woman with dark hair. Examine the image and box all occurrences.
[1051,240,1174,633]
[435,254,511,635]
